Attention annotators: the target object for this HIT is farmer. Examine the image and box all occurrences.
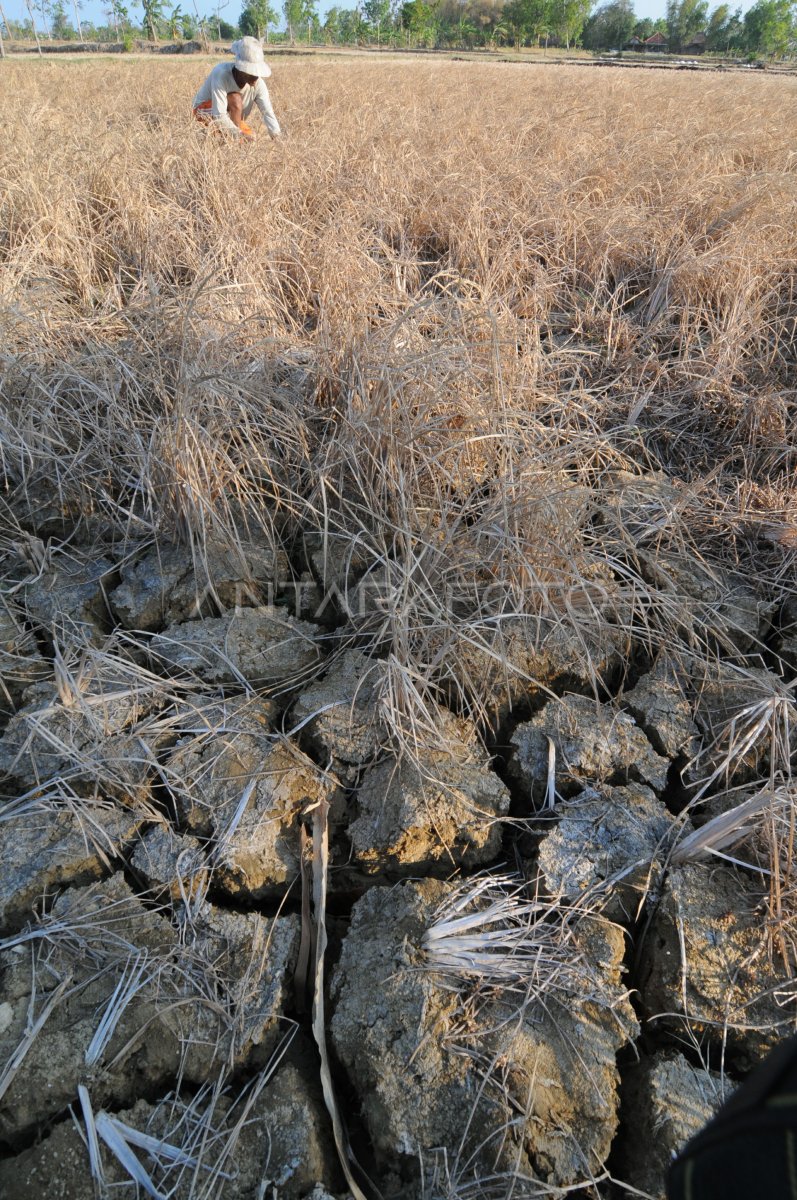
[192,37,281,141]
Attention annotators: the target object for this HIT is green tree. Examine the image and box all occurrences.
[50,0,75,35]
[462,0,507,43]
[104,0,129,35]
[582,0,635,47]
[322,3,341,37]
[166,3,182,34]
[338,6,363,40]
[240,0,276,35]
[712,2,743,48]
[401,0,433,40]
[666,0,709,51]
[140,0,164,38]
[35,0,52,37]
[705,0,728,39]
[632,15,659,35]
[364,0,390,39]
[301,0,319,40]
[704,2,742,49]
[504,0,549,45]
[552,0,592,46]
[485,15,509,43]
[283,0,300,39]
[743,0,794,54]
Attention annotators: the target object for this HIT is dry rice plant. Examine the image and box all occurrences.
[2,60,796,752]
[76,1029,296,1200]
[422,872,592,994]
[419,871,635,1198]
[674,661,797,967]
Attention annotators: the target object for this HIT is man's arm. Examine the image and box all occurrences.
[254,80,281,138]
[210,83,242,135]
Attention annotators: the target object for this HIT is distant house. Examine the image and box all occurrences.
[643,32,668,51]
[626,35,643,49]
[682,31,707,54]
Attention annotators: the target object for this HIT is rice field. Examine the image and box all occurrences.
[1,52,797,1199]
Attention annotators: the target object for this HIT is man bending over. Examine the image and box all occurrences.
[193,37,281,141]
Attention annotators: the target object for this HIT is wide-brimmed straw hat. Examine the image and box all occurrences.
[231,37,271,79]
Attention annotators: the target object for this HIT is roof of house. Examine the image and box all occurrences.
[644,32,668,44]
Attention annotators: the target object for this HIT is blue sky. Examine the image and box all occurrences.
[3,0,750,35]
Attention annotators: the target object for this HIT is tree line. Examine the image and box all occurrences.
[583,0,795,56]
[2,0,794,57]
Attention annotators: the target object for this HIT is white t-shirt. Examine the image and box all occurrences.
[193,62,281,137]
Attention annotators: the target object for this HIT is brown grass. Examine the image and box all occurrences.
[4,58,797,736]
[1,57,795,794]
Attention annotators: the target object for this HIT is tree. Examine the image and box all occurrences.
[166,3,182,34]
[338,6,363,41]
[322,3,341,37]
[35,0,52,37]
[140,0,164,38]
[24,0,44,48]
[114,0,129,31]
[240,0,276,35]
[714,3,743,49]
[50,0,75,35]
[363,0,390,40]
[582,0,635,48]
[401,0,435,42]
[278,0,318,41]
[456,0,507,44]
[743,0,794,55]
[301,0,319,40]
[503,0,549,45]
[104,0,119,35]
[283,0,301,39]
[705,2,743,50]
[485,15,509,43]
[705,0,728,39]
[666,0,709,51]
[552,0,593,46]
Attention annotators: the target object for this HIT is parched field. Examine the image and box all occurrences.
[1,55,797,1199]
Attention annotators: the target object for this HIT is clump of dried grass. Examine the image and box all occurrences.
[417,870,636,1199]
[76,1029,296,1200]
[3,62,795,743]
[422,872,590,993]
[674,661,797,970]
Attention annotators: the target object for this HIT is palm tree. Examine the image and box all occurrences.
[141,0,164,38]
[25,0,44,48]
[0,0,10,53]
[167,3,182,35]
